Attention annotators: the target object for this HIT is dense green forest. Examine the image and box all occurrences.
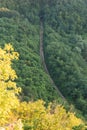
[43,0,87,118]
[0,0,87,120]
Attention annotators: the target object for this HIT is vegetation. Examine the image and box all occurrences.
[0,0,87,125]
[0,2,59,102]
[0,44,22,129]
[0,44,86,130]
[43,0,87,118]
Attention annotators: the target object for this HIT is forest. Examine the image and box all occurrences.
[0,0,87,129]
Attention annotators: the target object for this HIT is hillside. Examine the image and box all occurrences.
[0,0,87,120]
[0,1,61,103]
[43,0,87,118]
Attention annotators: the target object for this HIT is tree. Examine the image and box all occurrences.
[0,43,21,126]
[17,100,85,130]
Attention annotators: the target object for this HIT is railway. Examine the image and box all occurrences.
[40,21,67,103]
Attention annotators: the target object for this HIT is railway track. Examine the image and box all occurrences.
[40,21,67,103]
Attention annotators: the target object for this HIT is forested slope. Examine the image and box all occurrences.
[42,0,87,118]
[0,0,87,120]
[0,0,60,103]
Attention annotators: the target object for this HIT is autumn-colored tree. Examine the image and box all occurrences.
[0,44,22,129]
[17,100,86,130]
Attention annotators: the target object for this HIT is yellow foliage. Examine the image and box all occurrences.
[0,44,20,126]
[17,100,85,130]
[0,44,18,82]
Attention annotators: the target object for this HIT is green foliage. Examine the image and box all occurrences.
[0,10,59,103]
[43,0,87,118]
[73,124,85,130]
[0,7,19,18]
[43,0,87,34]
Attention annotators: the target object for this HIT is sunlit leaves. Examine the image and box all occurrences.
[17,100,85,130]
[0,44,20,125]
